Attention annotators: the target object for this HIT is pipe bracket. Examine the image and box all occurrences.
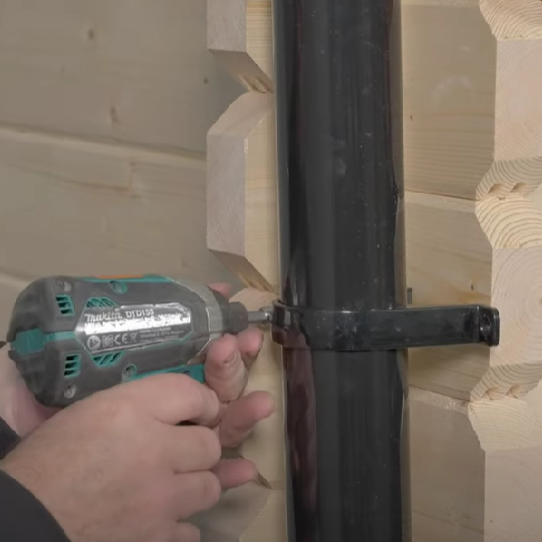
[271,303,500,352]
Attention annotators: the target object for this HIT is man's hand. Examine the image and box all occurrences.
[0,283,274,541]
[0,283,272,442]
[1,374,234,542]
[202,284,274,486]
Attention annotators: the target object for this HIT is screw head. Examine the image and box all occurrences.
[64,385,77,399]
[122,365,137,381]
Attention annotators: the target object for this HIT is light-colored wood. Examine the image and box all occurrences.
[402,0,542,200]
[407,191,542,401]
[404,0,542,400]
[207,93,278,292]
[411,387,542,542]
[195,482,270,541]
[480,0,542,39]
[205,1,285,539]
[0,0,241,153]
[239,490,287,541]
[205,0,542,540]
[404,1,542,540]
[0,126,234,286]
[0,274,29,336]
[198,288,287,540]
[205,1,285,540]
[195,481,286,542]
[231,289,284,490]
[207,0,273,92]
[525,184,542,422]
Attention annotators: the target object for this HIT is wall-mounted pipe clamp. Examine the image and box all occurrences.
[270,303,500,352]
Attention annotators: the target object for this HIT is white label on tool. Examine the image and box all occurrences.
[76,303,193,354]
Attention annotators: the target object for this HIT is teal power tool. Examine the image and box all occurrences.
[6,275,272,407]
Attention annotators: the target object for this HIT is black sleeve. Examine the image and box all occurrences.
[0,416,19,460]
[0,411,70,542]
[0,470,71,542]
[0,341,19,459]
[0,344,70,541]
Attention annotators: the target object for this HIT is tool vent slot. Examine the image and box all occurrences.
[86,297,117,308]
[93,352,123,367]
[64,354,81,378]
[56,295,75,316]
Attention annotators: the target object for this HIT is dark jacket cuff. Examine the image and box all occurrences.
[0,341,20,460]
[0,470,71,542]
[0,416,19,460]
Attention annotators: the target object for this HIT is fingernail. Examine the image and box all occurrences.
[224,350,237,366]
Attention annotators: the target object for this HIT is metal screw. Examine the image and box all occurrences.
[64,385,77,399]
[479,314,493,343]
[122,365,137,381]
[57,280,72,293]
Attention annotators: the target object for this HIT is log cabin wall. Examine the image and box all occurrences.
[0,0,242,334]
[2,2,542,540]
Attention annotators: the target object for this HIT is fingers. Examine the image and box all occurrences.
[219,391,274,448]
[169,471,222,520]
[205,329,264,403]
[165,425,221,473]
[213,458,258,490]
[208,282,232,299]
[165,460,258,528]
[174,523,200,542]
[236,329,264,371]
[117,374,220,426]
[204,335,246,403]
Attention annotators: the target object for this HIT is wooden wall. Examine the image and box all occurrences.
[0,0,243,334]
[3,5,542,539]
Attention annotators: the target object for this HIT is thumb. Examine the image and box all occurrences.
[113,373,220,426]
[205,330,263,403]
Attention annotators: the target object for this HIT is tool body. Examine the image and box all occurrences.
[7,275,265,407]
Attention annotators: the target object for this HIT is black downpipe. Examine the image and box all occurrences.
[272,1,411,541]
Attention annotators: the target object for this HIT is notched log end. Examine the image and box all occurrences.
[210,250,277,293]
[480,0,542,40]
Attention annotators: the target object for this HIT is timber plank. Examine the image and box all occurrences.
[0,127,234,285]
[0,0,241,153]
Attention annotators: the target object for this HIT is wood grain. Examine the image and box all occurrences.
[0,0,241,153]
[407,192,542,401]
[204,0,542,540]
[0,126,234,285]
[205,0,285,539]
[0,273,28,336]
[402,0,542,200]
[231,289,284,489]
[207,0,273,91]
[411,388,542,542]
[480,0,542,39]
[207,93,278,291]
[405,2,542,539]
